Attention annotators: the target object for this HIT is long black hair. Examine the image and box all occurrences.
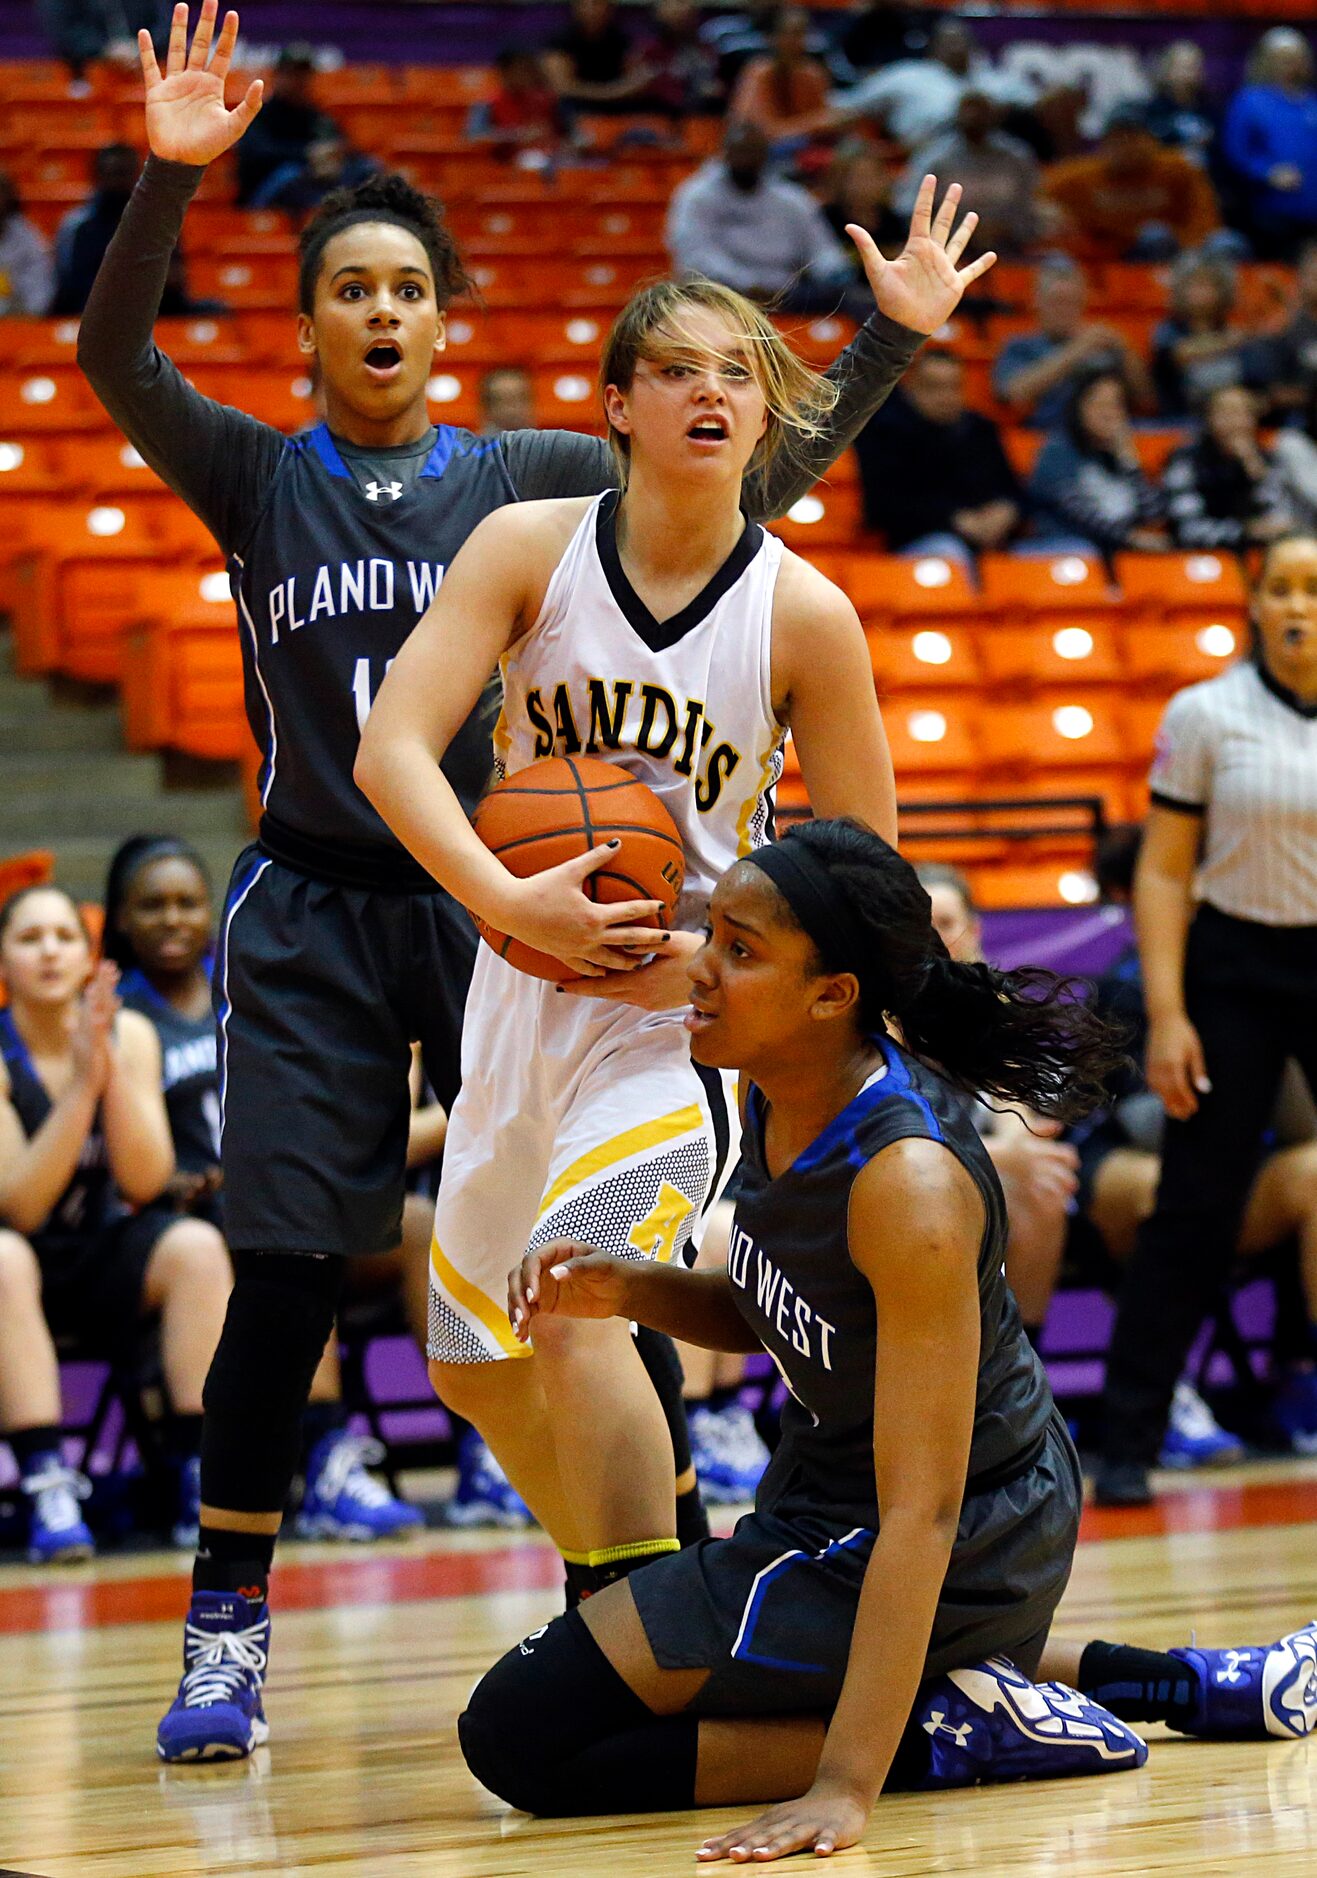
[102,835,211,973]
[766,819,1126,1124]
[297,170,475,314]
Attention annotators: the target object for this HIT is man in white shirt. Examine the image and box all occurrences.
[666,120,871,319]
[837,17,1032,152]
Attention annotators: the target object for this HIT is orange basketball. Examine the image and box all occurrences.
[472,755,686,983]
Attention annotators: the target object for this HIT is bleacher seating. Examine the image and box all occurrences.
[0,55,1290,908]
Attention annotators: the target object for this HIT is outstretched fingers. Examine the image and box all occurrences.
[166,2,189,75]
[211,8,242,82]
[232,76,264,130]
[944,208,979,268]
[908,172,936,242]
[138,27,162,87]
[930,179,963,246]
[957,249,999,288]
[186,0,219,68]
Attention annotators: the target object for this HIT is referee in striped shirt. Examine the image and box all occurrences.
[1096,530,1317,1506]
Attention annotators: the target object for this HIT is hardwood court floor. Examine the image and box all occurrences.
[3,1466,1317,1878]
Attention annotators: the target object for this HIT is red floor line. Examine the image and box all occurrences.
[2,1477,1317,1637]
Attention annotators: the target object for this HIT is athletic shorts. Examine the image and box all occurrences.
[38,1205,180,1352]
[628,1408,1081,1716]
[427,947,735,1364]
[214,846,477,1258]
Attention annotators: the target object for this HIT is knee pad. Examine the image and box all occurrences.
[200,1250,348,1513]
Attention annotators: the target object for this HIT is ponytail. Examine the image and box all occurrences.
[750,820,1125,1124]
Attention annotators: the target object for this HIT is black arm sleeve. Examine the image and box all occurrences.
[76,156,286,557]
[501,311,923,519]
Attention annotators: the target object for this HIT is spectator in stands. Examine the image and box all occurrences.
[102,836,434,1543]
[37,0,168,87]
[467,48,574,167]
[235,44,343,207]
[1151,253,1275,419]
[1223,29,1317,261]
[896,89,1042,258]
[635,1,723,121]
[836,18,1031,153]
[666,120,872,323]
[1273,380,1317,531]
[0,171,54,317]
[820,145,907,264]
[51,142,140,316]
[1026,368,1167,557]
[728,6,836,161]
[0,883,231,1563]
[916,863,1080,1351]
[1007,81,1087,167]
[1269,240,1317,411]
[836,0,930,79]
[855,348,1020,559]
[479,365,535,436]
[249,136,376,214]
[1042,104,1222,263]
[994,258,1154,430]
[542,0,648,114]
[1144,41,1219,169]
[1162,384,1294,550]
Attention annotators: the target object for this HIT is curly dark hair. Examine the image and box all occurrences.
[765,819,1128,1125]
[297,171,475,314]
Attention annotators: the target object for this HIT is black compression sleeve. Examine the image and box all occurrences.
[501,312,921,519]
[76,155,286,555]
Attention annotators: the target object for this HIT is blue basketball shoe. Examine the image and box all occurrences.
[1158,1381,1246,1470]
[689,1403,771,1505]
[22,1454,94,1564]
[444,1428,533,1529]
[294,1431,425,1542]
[1168,1621,1317,1739]
[157,1591,270,1763]
[914,1657,1148,1788]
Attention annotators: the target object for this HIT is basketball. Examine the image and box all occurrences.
[472,755,686,982]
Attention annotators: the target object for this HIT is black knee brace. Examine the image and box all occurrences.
[200,1250,348,1514]
[459,1609,699,1817]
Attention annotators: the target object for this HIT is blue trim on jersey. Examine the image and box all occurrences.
[214,857,272,1128]
[306,423,354,480]
[788,1038,944,1175]
[0,1007,33,1083]
[873,1039,944,1144]
[419,426,456,479]
[732,1528,873,1672]
[118,956,215,1015]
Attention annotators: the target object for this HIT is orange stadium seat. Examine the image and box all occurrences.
[847,551,981,626]
[185,365,317,433]
[531,365,602,431]
[425,365,484,428]
[979,690,1131,773]
[1113,550,1248,618]
[1002,429,1044,479]
[0,367,102,435]
[979,552,1114,614]
[882,698,982,779]
[188,254,298,311]
[770,484,864,551]
[1132,429,1187,477]
[123,605,244,760]
[1122,617,1242,686]
[869,620,984,692]
[977,618,1125,688]
[1092,263,1172,314]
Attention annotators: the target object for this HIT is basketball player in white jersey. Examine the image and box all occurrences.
[356,240,989,1597]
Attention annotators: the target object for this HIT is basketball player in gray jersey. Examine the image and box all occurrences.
[80,4,1003,1762]
[468,819,1317,1861]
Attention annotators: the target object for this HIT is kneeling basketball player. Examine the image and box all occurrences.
[467,820,1317,1862]
[356,274,934,1600]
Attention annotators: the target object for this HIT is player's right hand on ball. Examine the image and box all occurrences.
[502,841,672,977]
[509,1242,628,1340]
[140,2,264,167]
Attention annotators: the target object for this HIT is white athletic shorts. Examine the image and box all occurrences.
[426,948,737,1364]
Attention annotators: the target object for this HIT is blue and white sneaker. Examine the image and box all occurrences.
[914,1657,1148,1788]
[22,1454,94,1564]
[156,1591,270,1763]
[1168,1621,1317,1739]
[444,1427,533,1529]
[1271,1368,1317,1456]
[172,1454,202,1552]
[1158,1381,1245,1470]
[294,1431,424,1542]
[689,1403,771,1505]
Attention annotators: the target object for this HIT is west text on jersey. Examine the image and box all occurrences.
[265,560,445,643]
[729,1226,837,1369]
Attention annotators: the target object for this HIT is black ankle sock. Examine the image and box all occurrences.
[193,1523,277,1601]
[10,1426,63,1479]
[676,1481,710,1548]
[167,1412,205,1465]
[1077,1640,1199,1727]
[301,1399,348,1462]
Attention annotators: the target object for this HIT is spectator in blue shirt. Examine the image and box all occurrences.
[1223,29,1317,259]
[993,258,1153,429]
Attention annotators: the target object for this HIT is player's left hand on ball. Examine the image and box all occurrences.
[695,1786,868,1863]
[508,1241,628,1340]
[558,930,703,1010]
[849,173,996,336]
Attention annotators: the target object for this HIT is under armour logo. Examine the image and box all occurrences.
[519,1624,550,1657]
[1216,1649,1252,1685]
[365,480,403,502]
[922,1711,974,1747]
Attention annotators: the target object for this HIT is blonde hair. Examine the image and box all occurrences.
[599,277,839,487]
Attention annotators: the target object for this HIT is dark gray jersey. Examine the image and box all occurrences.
[731,1038,1055,1529]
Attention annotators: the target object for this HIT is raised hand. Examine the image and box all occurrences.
[140,1,264,167]
[847,175,996,337]
[69,960,120,1098]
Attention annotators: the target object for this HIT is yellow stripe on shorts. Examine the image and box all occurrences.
[430,1237,529,1359]
[536,1104,705,1221]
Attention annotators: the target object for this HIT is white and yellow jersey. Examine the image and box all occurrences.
[494,488,785,927]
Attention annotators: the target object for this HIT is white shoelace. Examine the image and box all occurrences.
[180,1620,268,1710]
[313,1434,394,1510]
[695,1405,766,1471]
[22,1463,91,1534]
[1171,1382,1226,1441]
